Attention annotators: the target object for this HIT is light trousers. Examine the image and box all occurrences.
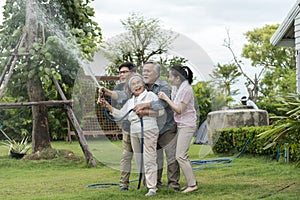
[119,131,133,188]
[176,126,197,186]
[131,128,159,192]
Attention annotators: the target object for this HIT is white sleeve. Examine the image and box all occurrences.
[111,100,130,119]
[247,101,258,109]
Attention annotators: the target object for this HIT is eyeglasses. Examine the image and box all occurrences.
[119,70,130,74]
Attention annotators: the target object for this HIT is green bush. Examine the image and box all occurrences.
[212,126,299,163]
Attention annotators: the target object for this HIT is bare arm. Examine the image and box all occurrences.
[136,109,159,118]
[134,102,151,112]
[157,92,186,114]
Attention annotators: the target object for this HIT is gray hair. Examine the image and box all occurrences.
[144,61,161,77]
[127,74,145,92]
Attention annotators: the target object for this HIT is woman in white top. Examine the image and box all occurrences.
[158,65,198,193]
[98,75,164,197]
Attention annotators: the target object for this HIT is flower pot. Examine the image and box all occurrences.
[10,150,26,159]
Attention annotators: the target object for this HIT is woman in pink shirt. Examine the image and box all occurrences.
[158,65,198,193]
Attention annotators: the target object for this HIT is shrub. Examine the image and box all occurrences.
[212,126,299,163]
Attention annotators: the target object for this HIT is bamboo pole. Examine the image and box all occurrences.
[0,32,27,99]
[0,100,73,109]
[52,76,96,167]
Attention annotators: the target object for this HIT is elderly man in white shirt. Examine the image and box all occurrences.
[240,96,259,109]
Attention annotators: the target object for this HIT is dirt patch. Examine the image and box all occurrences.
[23,148,84,161]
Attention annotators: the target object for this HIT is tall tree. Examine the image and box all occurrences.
[209,63,241,99]
[0,0,102,152]
[101,13,177,72]
[242,24,296,99]
[25,0,51,151]
[192,81,228,124]
[224,25,296,102]
[223,30,262,102]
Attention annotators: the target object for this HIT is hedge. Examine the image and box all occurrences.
[211,126,300,163]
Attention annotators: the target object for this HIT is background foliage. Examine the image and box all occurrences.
[0,0,102,141]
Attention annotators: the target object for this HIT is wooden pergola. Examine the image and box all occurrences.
[0,69,120,167]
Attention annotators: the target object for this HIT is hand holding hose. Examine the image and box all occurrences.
[136,109,146,118]
[134,103,149,113]
[97,98,113,112]
[98,87,106,98]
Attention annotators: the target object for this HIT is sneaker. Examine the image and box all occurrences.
[182,185,198,193]
[157,182,166,187]
[145,191,156,196]
[120,187,128,191]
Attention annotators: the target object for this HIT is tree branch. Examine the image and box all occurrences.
[223,30,255,85]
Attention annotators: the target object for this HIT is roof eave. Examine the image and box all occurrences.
[271,1,300,46]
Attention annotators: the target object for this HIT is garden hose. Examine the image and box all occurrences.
[191,137,251,171]
[86,180,138,189]
[103,107,133,122]
[137,117,143,190]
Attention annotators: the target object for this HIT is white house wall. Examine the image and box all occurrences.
[295,14,300,93]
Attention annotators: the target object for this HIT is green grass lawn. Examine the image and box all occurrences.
[0,140,299,200]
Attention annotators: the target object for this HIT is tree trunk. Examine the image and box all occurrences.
[25,0,51,152]
[27,78,51,152]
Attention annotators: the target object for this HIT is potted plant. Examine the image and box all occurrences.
[1,129,31,159]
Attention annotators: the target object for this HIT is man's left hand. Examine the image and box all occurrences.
[136,109,146,118]
[134,103,149,112]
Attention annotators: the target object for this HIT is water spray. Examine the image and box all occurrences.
[82,61,101,89]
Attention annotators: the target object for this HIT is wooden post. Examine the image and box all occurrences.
[52,76,96,167]
[0,32,27,100]
[0,100,73,108]
[67,118,72,142]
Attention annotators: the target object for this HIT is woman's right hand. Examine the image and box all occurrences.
[158,91,168,101]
